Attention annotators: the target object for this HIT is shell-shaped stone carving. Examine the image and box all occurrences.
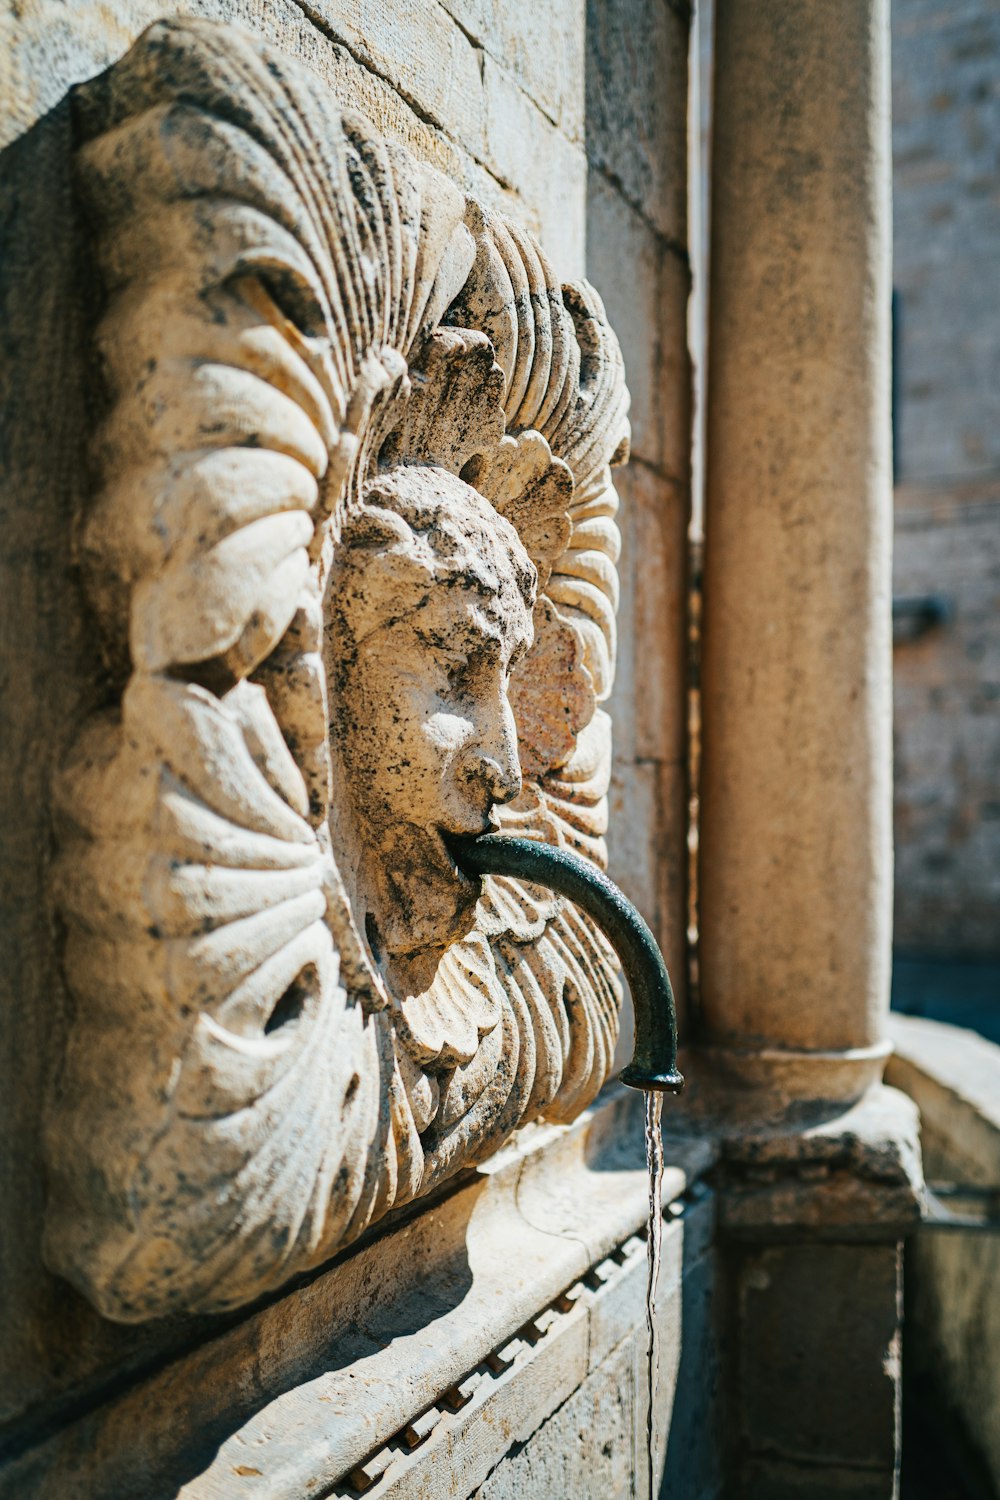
[46,18,630,1321]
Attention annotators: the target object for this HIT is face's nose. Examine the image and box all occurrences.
[463,696,522,808]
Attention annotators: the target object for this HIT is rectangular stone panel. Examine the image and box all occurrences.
[733,1242,902,1475]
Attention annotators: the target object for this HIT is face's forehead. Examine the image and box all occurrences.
[345,465,538,660]
[411,578,533,659]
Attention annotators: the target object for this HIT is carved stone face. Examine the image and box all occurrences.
[47,17,630,1324]
[329,465,536,988]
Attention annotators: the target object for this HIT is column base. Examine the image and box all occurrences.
[712,1082,923,1242]
[678,1039,893,1118]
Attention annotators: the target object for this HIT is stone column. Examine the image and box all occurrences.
[699,0,894,1105]
[698,9,923,1493]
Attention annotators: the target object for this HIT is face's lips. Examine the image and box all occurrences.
[433,820,489,889]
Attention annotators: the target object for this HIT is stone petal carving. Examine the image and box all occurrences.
[46,18,631,1321]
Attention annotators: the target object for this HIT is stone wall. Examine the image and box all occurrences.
[588,0,693,1028]
[891,0,1000,957]
[0,1,699,1492]
[893,498,1000,957]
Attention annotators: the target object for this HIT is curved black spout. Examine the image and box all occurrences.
[445,832,684,1094]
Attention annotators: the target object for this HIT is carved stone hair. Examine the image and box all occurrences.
[333,467,537,649]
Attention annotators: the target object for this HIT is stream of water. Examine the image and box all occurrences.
[643,1089,664,1500]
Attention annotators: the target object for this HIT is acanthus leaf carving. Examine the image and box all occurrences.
[45,17,631,1321]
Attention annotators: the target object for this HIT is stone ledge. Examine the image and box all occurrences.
[328,1195,716,1500]
[887,1012,1000,1180]
[887,1013,1000,1492]
[0,1088,715,1500]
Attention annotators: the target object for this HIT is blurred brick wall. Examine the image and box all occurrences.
[891,0,1000,957]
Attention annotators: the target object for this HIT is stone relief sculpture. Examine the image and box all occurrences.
[46,18,630,1322]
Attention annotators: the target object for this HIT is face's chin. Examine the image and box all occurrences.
[362,821,484,992]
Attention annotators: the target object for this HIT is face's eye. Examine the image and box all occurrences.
[430,632,506,698]
[507,638,530,675]
[431,646,474,694]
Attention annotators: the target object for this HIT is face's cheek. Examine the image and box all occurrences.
[383,697,472,825]
[346,657,470,827]
[348,681,486,962]
[422,706,484,822]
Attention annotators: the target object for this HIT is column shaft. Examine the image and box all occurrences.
[699,0,893,1100]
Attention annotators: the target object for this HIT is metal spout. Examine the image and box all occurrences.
[446,833,684,1095]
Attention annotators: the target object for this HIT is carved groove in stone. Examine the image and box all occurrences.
[46,18,630,1321]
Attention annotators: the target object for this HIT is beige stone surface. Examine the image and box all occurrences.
[480,54,588,280]
[699,0,894,1092]
[473,1334,637,1500]
[0,0,589,273]
[439,0,586,145]
[584,0,690,248]
[606,462,690,1028]
[276,0,486,149]
[585,147,691,486]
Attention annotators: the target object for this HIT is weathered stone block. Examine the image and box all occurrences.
[439,0,586,143]
[586,172,690,474]
[657,251,694,484]
[472,1337,635,1500]
[285,0,486,150]
[481,53,588,276]
[631,466,689,765]
[585,0,690,244]
[734,1242,901,1474]
[605,463,690,1017]
[607,757,689,1024]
